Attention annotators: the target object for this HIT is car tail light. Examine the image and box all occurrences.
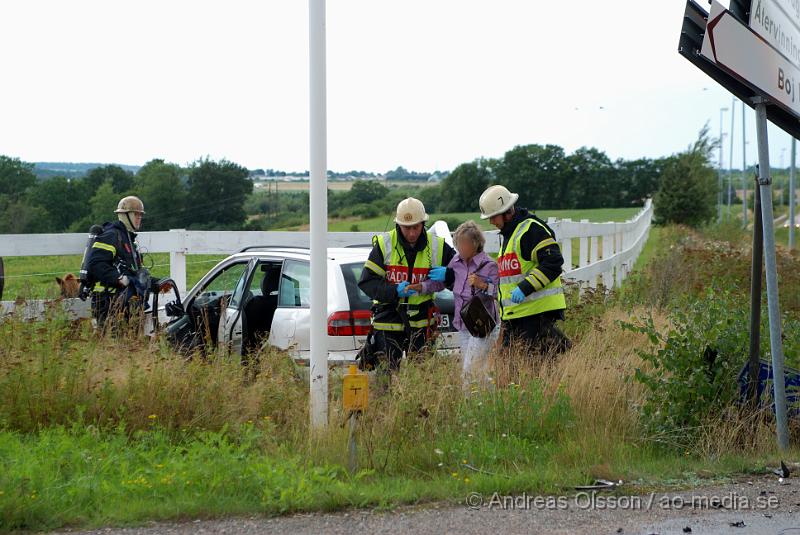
[327,310,372,336]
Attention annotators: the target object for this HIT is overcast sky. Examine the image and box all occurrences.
[0,0,796,172]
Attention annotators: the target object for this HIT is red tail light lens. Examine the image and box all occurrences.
[327,310,372,336]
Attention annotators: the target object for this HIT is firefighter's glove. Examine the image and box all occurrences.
[511,287,525,304]
[428,266,447,282]
[396,281,417,297]
[118,275,130,288]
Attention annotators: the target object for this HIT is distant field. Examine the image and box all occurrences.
[330,207,642,232]
[1,207,642,300]
[254,180,435,192]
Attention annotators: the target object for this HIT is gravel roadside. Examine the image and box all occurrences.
[56,475,800,535]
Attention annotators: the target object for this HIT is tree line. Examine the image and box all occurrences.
[0,157,252,233]
[0,128,726,234]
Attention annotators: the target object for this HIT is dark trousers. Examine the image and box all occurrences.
[92,290,139,329]
[92,292,116,327]
[373,328,429,371]
[502,311,571,356]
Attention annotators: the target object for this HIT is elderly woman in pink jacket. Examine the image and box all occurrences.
[410,220,499,386]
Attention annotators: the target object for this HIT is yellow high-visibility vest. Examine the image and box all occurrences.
[497,218,566,321]
[365,229,444,331]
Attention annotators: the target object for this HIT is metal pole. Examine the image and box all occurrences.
[742,104,748,227]
[348,411,358,474]
[753,99,790,451]
[309,0,329,429]
[747,172,763,404]
[728,98,736,217]
[790,137,796,250]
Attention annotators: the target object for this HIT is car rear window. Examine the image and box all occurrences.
[341,262,373,311]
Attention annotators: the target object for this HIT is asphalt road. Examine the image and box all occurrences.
[57,475,800,535]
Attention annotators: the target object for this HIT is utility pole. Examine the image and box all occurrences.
[309,0,329,429]
[719,106,729,222]
[791,138,796,250]
[727,98,736,217]
[742,103,748,227]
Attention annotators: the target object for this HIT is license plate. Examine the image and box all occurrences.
[440,314,450,329]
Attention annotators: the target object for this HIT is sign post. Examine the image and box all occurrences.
[747,172,763,404]
[681,0,792,450]
[753,98,791,451]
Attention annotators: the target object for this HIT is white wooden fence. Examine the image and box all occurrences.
[0,200,652,319]
[481,199,653,290]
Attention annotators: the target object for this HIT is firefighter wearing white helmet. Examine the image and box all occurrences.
[86,196,145,327]
[479,185,571,355]
[358,197,456,372]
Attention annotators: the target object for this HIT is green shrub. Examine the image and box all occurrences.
[621,289,750,442]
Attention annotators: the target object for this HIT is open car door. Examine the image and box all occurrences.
[218,258,257,355]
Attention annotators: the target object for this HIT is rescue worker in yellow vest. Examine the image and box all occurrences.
[479,185,571,355]
[358,197,457,371]
[86,196,145,327]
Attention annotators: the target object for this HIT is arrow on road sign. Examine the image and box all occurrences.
[701,0,800,120]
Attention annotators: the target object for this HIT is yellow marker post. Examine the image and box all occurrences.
[343,364,368,473]
[343,364,369,412]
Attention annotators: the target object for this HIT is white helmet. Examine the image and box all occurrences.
[394,197,429,226]
[479,185,519,219]
[114,196,145,214]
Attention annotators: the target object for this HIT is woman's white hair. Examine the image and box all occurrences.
[453,220,485,253]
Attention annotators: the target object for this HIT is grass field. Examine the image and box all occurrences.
[2,254,227,301]
[1,207,642,300]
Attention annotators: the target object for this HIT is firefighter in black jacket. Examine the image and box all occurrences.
[358,198,457,371]
[87,196,145,326]
[479,185,571,355]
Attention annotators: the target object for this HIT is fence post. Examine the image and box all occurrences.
[589,235,599,289]
[602,230,614,289]
[578,220,589,268]
[578,220,589,295]
[615,225,624,287]
[169,229,187,296]
[561,219,573,272]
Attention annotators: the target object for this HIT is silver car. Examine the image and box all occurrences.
[162,246,457,364]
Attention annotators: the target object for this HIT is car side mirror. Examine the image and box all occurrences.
[165,301,184,317]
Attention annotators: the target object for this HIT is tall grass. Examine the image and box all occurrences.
[2,222,799,530]
[0,306,306,437]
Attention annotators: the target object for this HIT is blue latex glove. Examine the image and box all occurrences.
[511,287,526,304]
[428,266,447,282]
[396,280,417,297]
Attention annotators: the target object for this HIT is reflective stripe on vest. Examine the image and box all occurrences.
[497,218,566,320]
[500,287,564,308]
[93,283,117,294]
[373,229,444,330]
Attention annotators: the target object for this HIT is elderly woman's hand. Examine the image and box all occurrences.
[467,273,488,290]
[407,283,424,294]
